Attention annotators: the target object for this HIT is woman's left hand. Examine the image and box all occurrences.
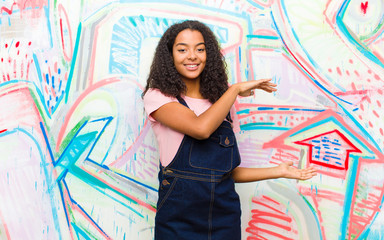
[236,79,277,97]
[278,161,317,180]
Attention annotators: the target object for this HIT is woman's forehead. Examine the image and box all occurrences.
[174,29,205,45]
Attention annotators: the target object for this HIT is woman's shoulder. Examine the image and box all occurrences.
[143,88,178,118]
[144,88,177,102]
[143,88,163,98]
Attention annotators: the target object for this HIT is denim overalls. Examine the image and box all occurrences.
[155,96,242,240]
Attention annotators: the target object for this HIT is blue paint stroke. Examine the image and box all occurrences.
[65,23,82,103]
[32,55,52,118]
[339,155,359,239]
[270,5,353,105]
[0,127,63,237]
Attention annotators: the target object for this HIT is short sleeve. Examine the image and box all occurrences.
[230,105,240,134]
[143,89,178,122]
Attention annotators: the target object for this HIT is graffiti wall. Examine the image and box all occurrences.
[0,0,383,239]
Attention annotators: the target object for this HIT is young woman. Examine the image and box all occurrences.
[143,20,316,240]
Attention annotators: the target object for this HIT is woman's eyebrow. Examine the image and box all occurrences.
[175,42,205,47]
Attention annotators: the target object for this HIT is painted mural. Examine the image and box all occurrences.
[0,0,383,239]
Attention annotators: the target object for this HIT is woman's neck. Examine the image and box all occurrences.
[184,79,204,99]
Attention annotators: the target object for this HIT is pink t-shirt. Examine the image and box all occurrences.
[143,88,240,167]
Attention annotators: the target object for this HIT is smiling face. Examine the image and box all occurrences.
[172,29,207,83]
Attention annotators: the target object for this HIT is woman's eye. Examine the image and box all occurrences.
[178,49,186,52]
[197,48,205,52]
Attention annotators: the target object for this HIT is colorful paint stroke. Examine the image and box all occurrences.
[0,0,383,239]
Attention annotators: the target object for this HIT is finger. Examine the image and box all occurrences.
[306,167,318,174]
[263,88,277,93]
[257,86,274,91]
[299,170,317,180]
[286,161,294,166]
[262,78,273,82]
[301,168,317,174]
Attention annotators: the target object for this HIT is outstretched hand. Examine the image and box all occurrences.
[236,78,277,97]
[277,161,317,180]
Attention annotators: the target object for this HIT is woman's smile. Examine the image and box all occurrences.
[184,64,199,70]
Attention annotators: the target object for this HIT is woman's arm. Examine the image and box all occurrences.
[231,162,317,183]
[151,79,277,139]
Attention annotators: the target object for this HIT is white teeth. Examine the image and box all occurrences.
[186,65,197,67]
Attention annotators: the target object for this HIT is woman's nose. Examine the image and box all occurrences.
[187,51,197,60]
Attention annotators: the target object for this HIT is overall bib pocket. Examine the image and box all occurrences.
[189,134,234,172]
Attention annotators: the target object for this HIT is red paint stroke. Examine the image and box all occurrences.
[348,158,384,239]
[334,89,368,96]
[246,196,296,240]
[253,197,284,214]
[26,59,32,80]
[270,148,300,166]
[58,4,73,62]
[300,187,345,205]
[373,110,379,118]
[294,129,362,171]
[247,219,294,239]
[0,129,7,134]
[60,18,65,51]
[253,29,278,37]
[0,3,15,15]
[264,109,384,158]
[336,67,342,76]
[0,0,47,16]
[21,61,24,78]
[0,210,11,239]
[361,1,368,15]
[372,50,384,66]
[323,0,384,82]
[276,3,328,88]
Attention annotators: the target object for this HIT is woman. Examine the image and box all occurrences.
[143,20,316,240]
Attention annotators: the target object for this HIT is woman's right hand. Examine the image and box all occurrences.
[235,78,277,97]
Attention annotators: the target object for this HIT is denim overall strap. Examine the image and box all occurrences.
[155,96,242,240]
[162,96,241,181]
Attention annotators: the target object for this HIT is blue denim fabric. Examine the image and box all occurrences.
[155,97,241,240]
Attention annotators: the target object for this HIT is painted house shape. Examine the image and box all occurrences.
[294,129,361,170]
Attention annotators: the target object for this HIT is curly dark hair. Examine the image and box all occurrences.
[142,20,228,103]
